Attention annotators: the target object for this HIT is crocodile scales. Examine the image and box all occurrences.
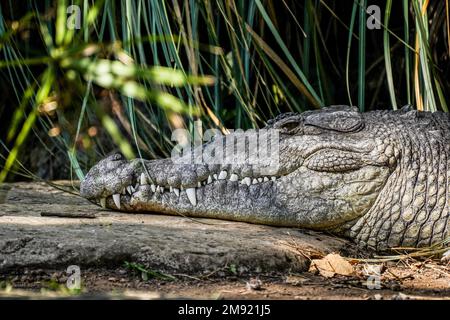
[80,105,450,251]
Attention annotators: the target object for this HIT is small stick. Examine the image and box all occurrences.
[40,211,96,219]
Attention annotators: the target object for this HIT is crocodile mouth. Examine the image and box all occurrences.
[93,168,281,211]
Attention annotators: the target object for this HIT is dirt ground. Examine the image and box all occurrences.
[1,258,450,300]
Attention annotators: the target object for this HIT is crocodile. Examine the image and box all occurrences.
[80,105,450,251]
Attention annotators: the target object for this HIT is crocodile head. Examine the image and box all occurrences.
[80,105,449,250]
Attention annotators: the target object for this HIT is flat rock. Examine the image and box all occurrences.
[0,182,351,275]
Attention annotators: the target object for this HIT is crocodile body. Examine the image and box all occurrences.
[80,105,450,251]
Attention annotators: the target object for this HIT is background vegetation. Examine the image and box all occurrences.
[0,0,449,182]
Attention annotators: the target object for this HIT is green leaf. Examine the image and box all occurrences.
[0,68,55,182]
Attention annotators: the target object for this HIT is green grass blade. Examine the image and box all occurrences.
[384,0,397,109]
[358,0,367,111]
[345,2,357,106]
[403,0,411,104]
[303,0,312,78]
[412,0,437,112]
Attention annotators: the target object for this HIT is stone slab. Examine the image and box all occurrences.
[0,182,350,275]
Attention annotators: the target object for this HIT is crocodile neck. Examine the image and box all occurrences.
[349,111,450,250]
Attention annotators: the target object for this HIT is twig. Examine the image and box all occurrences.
[173,273,203,281]
[40,211,96,219]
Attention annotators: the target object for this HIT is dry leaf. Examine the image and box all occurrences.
[309,253,354,278]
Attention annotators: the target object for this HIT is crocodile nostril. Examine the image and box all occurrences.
[112,153,124,161]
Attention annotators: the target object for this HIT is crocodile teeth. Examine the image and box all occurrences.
[263,177,269,182]
[252,179,258,185]
[271,177,276,181]
[170,186,173,193]
[100,197,106,208]
[258,178,263,183]
[186,188,197,206]
[122,188,126,195]
[207,175,213,184]
[156,186,161,193]
[197,181,202,188]
[218,170,227,180]
[229,174,238,182]
[126,186,133,194]
[213,174,218,180]
[140,173,148,185]
[112,194,121,209]
[150,184,156,192]
[173,188,180,196]
[241,177,251,186]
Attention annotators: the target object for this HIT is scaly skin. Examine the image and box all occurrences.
[80,105,450,251]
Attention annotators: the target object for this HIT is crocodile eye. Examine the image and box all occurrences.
[280,120,299,132]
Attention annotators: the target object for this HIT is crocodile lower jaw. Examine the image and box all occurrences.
[97,170,279,209]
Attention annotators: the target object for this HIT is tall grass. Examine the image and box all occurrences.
[0,0,449,182]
